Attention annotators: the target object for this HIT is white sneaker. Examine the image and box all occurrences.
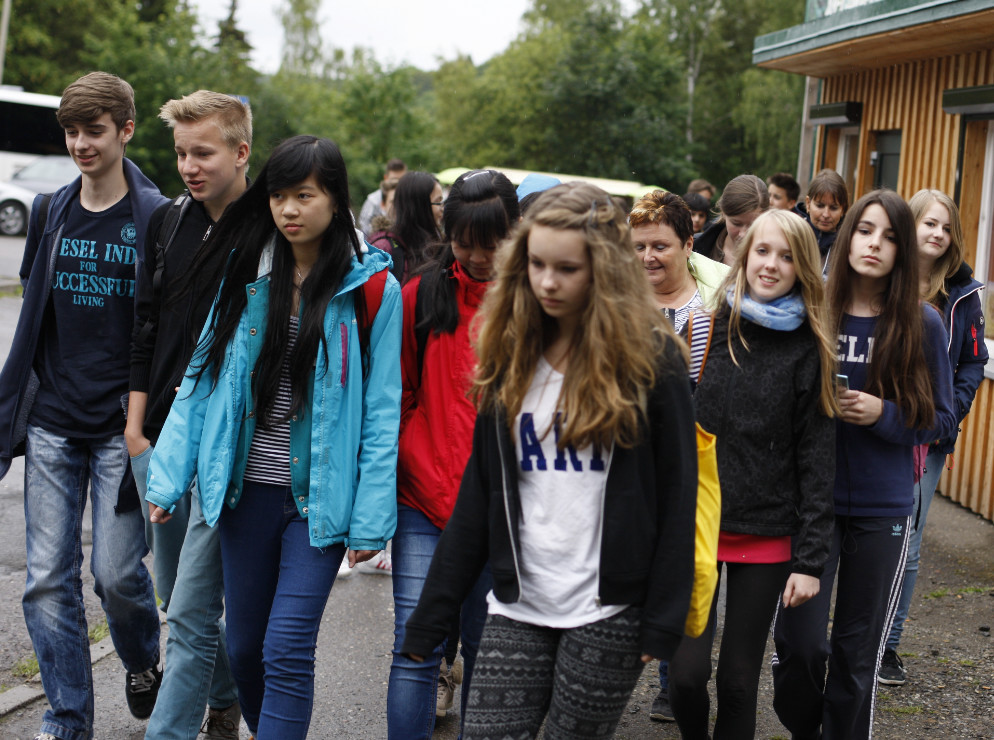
[356,550,392,575]
[337,557,356,579]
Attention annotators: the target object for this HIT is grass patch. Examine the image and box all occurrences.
[959,659,976,667]
[924,588,949,599]
[937,657,950,664]
[0,285,23,299]
[12,655,38,678]
[957,586,989,594]
[881,705,923,715]
[88,619,110,644]
[897,651,917,659]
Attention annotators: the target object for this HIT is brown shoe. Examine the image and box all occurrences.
[201,701,240,739]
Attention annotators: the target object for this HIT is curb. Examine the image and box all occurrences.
[0,634,117,717]
[0,603,167,719]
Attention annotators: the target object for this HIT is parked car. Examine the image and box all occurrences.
[0,156,77,236]
[0,180,38,236]
[10,155,77,193]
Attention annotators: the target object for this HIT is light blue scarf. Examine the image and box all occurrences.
[728,287,807,331]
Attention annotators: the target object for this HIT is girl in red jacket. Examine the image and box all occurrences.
[402,182,697,740]
[386,169,519,739]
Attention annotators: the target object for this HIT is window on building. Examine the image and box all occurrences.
[871,130,901,191]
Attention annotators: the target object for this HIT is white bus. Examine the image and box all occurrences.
[0,87,64,181]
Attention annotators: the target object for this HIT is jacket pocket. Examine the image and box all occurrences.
[340,322,348,387]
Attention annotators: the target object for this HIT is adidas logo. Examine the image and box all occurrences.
[892,524,903,536]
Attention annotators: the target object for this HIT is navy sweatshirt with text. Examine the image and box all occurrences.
[834,306,955,517]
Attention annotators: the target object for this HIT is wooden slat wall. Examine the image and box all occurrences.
[816,50,994,520]
[941,380,994,521]
[820,49,994,200]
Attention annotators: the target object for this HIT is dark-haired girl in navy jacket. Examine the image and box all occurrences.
[772,190,956,740]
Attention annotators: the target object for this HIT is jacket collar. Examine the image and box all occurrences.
[255,228,389,292]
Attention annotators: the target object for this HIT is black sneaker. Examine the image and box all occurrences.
[649,687,675,721]
[125,664,162,719]
[877,648,907,686]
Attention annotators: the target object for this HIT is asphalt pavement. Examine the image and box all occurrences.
[0,234,25,287]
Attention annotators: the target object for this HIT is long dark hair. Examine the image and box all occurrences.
[416,169,519,334]
[826,189,934,429]
[392,171,441,276]
[191,135,361,425]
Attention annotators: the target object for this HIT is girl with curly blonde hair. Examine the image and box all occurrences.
[401,182,698,740]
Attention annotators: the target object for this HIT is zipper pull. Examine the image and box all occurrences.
[595,596,602,607]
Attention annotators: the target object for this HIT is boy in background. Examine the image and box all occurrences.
[767,172,800,211]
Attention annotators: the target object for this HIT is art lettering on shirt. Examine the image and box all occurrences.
[837,333,874,364]
[51,219,137,308]
[519,411,605,473]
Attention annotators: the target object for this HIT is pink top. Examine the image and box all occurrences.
[717,531,791,564]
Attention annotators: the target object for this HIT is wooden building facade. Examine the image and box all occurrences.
[754,0,994,521]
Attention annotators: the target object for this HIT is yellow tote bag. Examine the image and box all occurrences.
[683,310,721,638]
[685,422,720,637]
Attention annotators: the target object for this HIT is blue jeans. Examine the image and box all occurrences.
[133,446,238,739]
[219,481,344,739]
[387,503,491,740]
[23,425,160,740]
[887,447,943,650]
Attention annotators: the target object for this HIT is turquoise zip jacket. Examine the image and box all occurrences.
[145,240,402,550]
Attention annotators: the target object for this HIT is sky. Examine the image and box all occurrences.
[190,0,533,73]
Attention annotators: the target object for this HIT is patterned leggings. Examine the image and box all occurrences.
[463,608,645,740]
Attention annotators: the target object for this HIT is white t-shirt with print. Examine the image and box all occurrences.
[487,356,627,628]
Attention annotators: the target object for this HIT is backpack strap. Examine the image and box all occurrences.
[36,193,53,235]
[133,194,193,348]
[687,310,714,385]
[357,268,388,378]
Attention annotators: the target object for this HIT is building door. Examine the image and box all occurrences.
[871,130,901,191]
[836,126,860,196]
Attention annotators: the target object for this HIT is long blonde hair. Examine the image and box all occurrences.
[472,182,686,450]
[718,209,839,417]
[908,189,964,306]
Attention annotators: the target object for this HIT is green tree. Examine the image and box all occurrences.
[277,0,325,78]
[80,0,209,191]
[4,0,123,94]
[213,0,255,93]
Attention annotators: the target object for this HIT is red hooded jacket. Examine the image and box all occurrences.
[398,261,489,529]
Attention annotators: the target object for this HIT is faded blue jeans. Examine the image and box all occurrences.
[219,481,345,739]
[23,425,160,740]
[132,445,238,739]
[387,503,491,740]
[887,447,944,651]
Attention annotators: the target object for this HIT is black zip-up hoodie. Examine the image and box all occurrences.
[129,197,219,444]
[401,341,698,661]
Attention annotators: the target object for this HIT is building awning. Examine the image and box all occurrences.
[753,0,994,77]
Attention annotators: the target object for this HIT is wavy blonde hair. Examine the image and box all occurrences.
[718,209,839,417]
[908,189,964,306]
[472,182,686,450]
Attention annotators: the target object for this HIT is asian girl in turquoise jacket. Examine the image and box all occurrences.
[145,136,401,739]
